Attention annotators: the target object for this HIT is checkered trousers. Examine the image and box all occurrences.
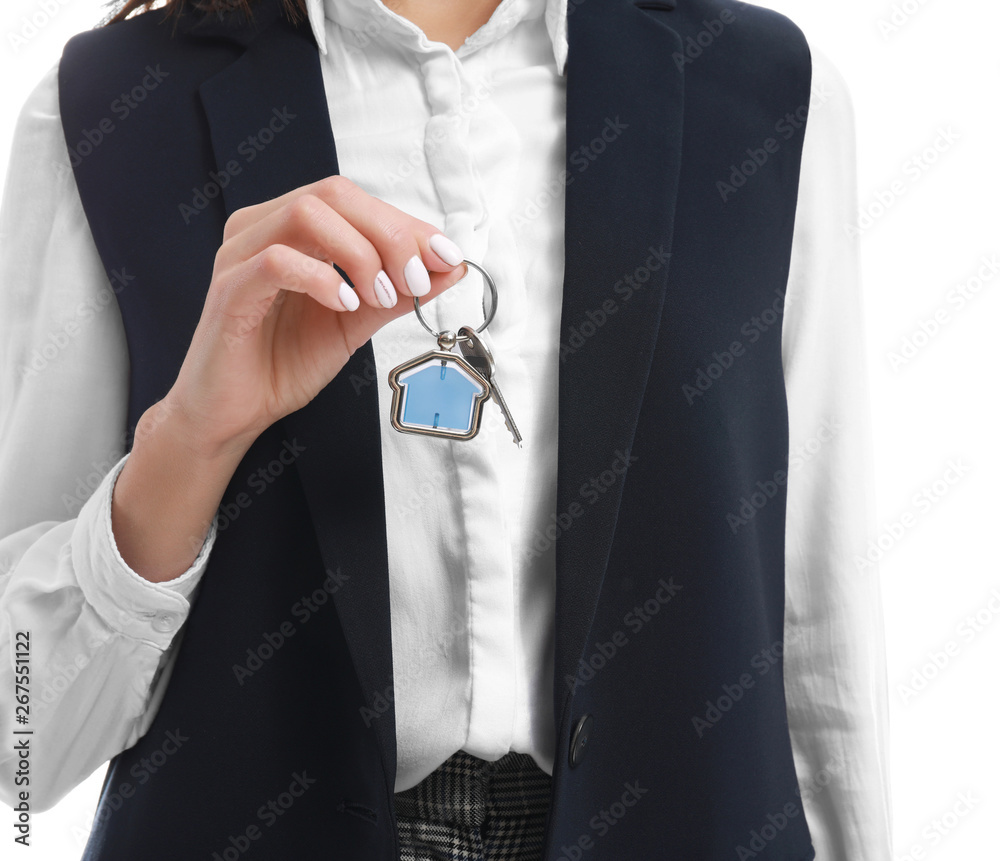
[393,749,553,861]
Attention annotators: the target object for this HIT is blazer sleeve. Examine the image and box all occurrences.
[780,43,894,861]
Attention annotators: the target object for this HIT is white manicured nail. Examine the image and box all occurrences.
[338,281,360,312]
[374,270,397,308]
[429,233,464,267]
[404,254,432,297]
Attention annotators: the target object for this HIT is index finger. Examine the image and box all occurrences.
[221,175,463,271]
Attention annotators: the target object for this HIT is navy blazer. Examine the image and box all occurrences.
[59,0,816,857]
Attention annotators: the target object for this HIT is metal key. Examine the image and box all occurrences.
[458,326,523,447]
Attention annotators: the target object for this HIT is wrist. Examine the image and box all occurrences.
[135,393,255,467]
[112,397,252,583]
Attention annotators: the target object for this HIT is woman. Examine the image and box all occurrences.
[0,0,891,858]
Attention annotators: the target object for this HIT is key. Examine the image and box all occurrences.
[458,326,523,447]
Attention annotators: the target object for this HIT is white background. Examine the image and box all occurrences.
[1,0,997,858]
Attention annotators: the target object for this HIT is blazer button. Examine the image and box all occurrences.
[568,714,593,768]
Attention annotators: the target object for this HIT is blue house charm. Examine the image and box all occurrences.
[388,350,492,440]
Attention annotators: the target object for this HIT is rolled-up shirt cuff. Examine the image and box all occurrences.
[71,451,218,648]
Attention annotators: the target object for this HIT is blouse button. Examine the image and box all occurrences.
[151,613,179,633]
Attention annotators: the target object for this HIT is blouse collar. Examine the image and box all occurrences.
[304,0,568,74]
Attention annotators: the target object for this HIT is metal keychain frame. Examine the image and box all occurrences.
[412,258,498,345]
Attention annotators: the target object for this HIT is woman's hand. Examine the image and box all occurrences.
[165,174,468,459]
[111,176,467,581]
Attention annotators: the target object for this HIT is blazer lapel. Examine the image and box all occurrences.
[552,0,685,732]
[193,3,400,794]
[188,0,686,788]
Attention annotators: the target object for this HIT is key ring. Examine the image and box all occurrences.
[388,256,520,444]
[412,258,497,343]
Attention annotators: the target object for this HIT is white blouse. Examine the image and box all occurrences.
[0,0,891,857]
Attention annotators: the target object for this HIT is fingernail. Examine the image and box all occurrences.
[404,254,432,297]
[338,281,360,312]
[374,270,397,308]
[429,233,464,267]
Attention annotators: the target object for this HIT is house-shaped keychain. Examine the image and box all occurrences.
[388,350,492,440]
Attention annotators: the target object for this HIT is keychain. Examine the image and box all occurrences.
[388,259,522,445]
